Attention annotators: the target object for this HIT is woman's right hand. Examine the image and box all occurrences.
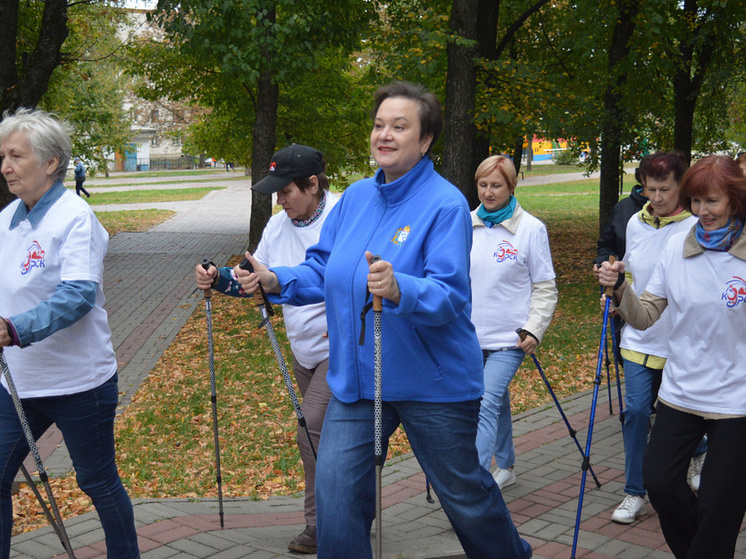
[0,318,12,348]
[195,263,218,291]
[598,260,625,288]
[233,252,281,294]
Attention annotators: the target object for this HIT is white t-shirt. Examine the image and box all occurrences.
[646,232,746,415]
[0,190,117,398]
[621,214,697,358]
[470,209,555,349]
[254,191,337,369]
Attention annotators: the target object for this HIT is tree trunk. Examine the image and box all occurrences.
[513,136,523,174]
[442,0,480,207]
[248,71,278,253]
[598,0,639,237]
[671,0,717,163]
[442,0,496,210]
[0,0,69,207]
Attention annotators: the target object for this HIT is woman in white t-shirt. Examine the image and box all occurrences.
[599,154,746,559]
[470,155,557,490]
[0,109,139,557]
[196,144,336,555]
[609,151,703,525]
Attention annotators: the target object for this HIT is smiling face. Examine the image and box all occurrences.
[644,171,681,218]
[370,97,433,184]
[477,166,513,212]
[276,178,320,221]
[691,187,733,231]
[0,130,58,208]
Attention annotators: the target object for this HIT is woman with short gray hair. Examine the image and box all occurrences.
[0,108,139,558]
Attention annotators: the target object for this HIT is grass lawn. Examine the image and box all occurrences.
[81,176,246,188]
[11,175,619,535]
[82,186,225,205]
[96,209,175,235]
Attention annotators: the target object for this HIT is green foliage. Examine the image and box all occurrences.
[37,3,133,176]
[135,0,379,173]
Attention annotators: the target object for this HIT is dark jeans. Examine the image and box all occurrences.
[643,402,746,559]
[75,178,90,197]
[0,374,139,558]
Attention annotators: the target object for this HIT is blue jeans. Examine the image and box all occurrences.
[0,374,139,559]
[316,396,532,559]
[475,349,525,471]
[621,360,707,496]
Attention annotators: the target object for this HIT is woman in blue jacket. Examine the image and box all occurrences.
[236,82,531,559]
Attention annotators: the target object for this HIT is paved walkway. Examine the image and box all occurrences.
[9,172,745,558]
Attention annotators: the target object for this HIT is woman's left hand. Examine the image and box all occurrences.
[366,251,401,305]
[517,334,538,355]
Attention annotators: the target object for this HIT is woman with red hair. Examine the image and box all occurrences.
[598,154,746,558]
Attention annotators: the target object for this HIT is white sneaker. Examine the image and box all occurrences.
[611,494,646,524]
[688,452,706,492]
[493,467,516,490]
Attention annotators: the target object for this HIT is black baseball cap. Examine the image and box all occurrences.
[251,144,325,194]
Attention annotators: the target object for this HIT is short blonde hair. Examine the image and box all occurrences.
[474,155,517,194]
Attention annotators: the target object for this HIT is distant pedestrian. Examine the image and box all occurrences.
[73,157,90,198]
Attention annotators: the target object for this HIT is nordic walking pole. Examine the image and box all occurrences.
[18,463,68,547]
[238,258,317,460]
[425,477,435,503]
[201,259,224,528]
[571,261,616,559]
[516,329,601,489]
[0,350,76,559]
[370,255,384,559]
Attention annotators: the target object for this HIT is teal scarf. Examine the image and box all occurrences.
[695,218,744,252]
[476,196,517,228]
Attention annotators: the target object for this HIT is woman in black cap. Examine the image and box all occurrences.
[196,144,336,554]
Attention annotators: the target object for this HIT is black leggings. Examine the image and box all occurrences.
[643,402,746,558]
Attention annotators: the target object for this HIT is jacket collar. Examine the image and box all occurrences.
[683,223,746,261]
[10,180,67,230]
[638,202,692,229]
[471,201,524,234]
[374,156,434,206]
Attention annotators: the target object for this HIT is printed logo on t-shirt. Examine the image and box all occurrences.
[21,241,45,275]
[493,240,518,263]
[391,226,411,246]
[722,276,746,308]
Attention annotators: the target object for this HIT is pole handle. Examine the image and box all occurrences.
[239,257,274,315]
[371,255,383,311]
[605,255,617,297]
[201,259,213,296]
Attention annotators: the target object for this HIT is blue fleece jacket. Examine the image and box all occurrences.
[271,156,484,403]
